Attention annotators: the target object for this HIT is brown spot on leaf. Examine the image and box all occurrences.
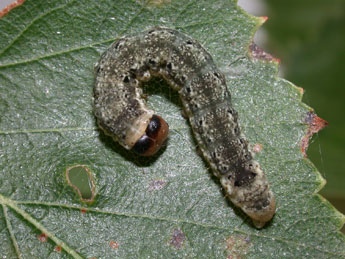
[301,111,328,157]
[80,208,87,214]
[226,235,250,258]
[297,87,304,95]
[148,179,167,191]
[38,233,48,242]
[0,0,25,18]
[169,229,185,249]
[55,246,62,252]
[249,42,280,63]
[109,241,119,249]
[253,143,263,153]
[260,16,268,22]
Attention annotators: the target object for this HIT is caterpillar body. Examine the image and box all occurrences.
[94,27,275,228]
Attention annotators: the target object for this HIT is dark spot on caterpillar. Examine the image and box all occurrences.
[114,41,120,49]
[130,68,137,74]
[234,126,239,135]
[234,170,256,187]
[214,72,220,79]
[222,165,229,172]
[186,40,193,45]
[123,76,130,83]
[167,63,172,70]
[252,198,270,211]
[244,153,251,160]
[149,59,156,65]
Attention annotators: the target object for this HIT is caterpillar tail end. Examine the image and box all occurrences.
[247,195,276,228]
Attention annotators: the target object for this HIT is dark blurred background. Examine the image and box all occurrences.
[239,0,345,233]
[1,0,344,232]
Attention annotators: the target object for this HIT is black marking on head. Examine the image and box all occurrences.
[132,135,152,155]
[146,115,161,138]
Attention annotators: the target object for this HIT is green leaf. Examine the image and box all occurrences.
[0,0,344,258]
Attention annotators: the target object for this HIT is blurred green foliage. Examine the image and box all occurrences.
[262,0,345,230]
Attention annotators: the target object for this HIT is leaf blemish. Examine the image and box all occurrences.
[65,165,96,203]
[38,233,48,242]
[109,241,119,249]
[169,229,185,249]
[225,235,250,258]
[253,143,263,153]
[148,179,167,191]
[301,111,328,157]
[249,42,280,63]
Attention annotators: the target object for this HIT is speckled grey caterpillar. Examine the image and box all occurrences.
[94,27,275,228]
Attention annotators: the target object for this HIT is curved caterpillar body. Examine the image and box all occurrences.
[94,27,275,228]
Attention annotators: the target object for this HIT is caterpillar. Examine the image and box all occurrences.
[94,27,275,228]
